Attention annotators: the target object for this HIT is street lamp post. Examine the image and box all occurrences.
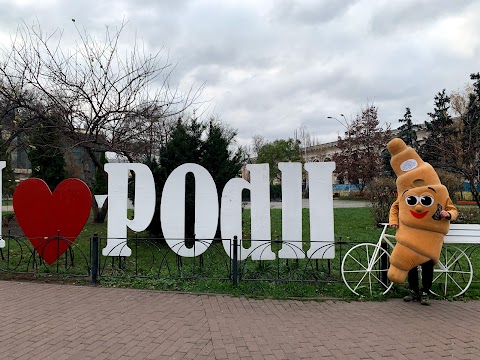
[340,114,348,129]
[327,115,349,131]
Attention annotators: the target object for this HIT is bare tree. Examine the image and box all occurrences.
[293,123,318,155]
[454,74,480,207]
[251,134,267,158]
[0,92,44,159]
[0,20,203,221]
[450,84,474,117]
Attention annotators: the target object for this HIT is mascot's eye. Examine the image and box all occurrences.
[420,195,434,207]
[405,195,419,206]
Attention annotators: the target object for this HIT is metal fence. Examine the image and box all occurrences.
[1,232,479,295]
[0,232,358,284]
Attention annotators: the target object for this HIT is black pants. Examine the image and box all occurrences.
[407,260,434,293]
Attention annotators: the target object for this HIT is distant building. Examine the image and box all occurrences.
[6,131,103,186]
[10,147,32,182]
[303,140,338,163]
[303,125,428,168]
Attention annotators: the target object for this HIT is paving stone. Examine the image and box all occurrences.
[1,280,480,359]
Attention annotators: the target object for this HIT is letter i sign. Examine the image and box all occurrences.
[13,178,92,265]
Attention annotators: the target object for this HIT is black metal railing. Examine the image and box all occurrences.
[0,230,92,277]
[0,231,478,293]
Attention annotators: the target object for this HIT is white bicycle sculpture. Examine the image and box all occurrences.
[341,223,474,298]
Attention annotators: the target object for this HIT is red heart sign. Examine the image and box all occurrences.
[13,178,92,265]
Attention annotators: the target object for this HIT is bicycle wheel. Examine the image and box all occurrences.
[431,245,473,298]
[341,243,393,296]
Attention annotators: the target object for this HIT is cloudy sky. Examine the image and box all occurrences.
[1,0,479,148]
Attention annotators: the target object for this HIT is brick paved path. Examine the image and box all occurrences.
[1,281,479,359]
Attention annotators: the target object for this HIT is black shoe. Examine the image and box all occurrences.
[403,290,419,302]
[420,291,430,306]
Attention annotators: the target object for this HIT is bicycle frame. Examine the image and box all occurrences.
[342,223,473,297]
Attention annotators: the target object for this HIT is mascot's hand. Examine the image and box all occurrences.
[440,210,451,219]
[389,224,399,229]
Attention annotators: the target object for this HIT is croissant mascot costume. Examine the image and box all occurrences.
[387,138,458,284]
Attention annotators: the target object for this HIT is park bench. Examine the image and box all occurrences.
[444,223,480,244]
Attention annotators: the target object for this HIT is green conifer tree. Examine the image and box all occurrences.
[28,116,65,190]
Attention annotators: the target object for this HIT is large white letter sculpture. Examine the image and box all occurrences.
[103,163,155,256]
[305,162,336,259]
[161,163,219,257]
[221,162,336,260]
[0,161,5,248]
[99,161,336,260]
[278,162,303,259]
[221,164,275,260]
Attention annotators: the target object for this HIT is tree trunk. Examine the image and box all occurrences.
[92,197,108,223]
[467,178,480,209]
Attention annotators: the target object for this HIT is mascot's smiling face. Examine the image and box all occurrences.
[405,190,435,219]
[399,184,450,234]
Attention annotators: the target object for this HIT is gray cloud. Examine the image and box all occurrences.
[368,0,477,36]
[0,0,478,148]
[270,0,359,26]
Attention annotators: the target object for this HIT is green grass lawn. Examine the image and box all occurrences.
[2,198,13,207]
